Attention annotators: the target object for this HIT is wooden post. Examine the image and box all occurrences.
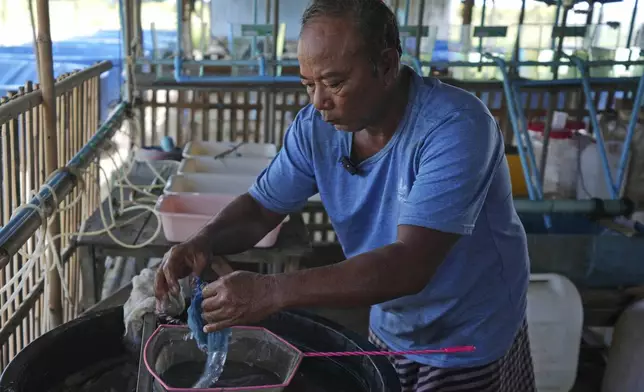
[461,0,474,25]
[35,0,63,329]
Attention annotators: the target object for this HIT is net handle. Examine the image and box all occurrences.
[302,345,476,358]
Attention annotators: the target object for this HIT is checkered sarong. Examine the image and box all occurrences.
[368,319,536,392]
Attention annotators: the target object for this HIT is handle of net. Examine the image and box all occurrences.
[302,345,476,358]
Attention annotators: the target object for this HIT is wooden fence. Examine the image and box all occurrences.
[134,75,642,244]
[0,61,111,370]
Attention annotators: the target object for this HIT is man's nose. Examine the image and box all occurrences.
[312,87,332,112]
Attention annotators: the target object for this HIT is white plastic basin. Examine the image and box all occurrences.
[166,173,322,203]
[163,173,256,196]
[155,193,283,247]
[182,141,277,159]
[177,156,271,176]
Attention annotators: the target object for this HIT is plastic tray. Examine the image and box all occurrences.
[144,325,302,392]
[177,157,271,176]
[163,173,256,196]
[183,141,277,160]
[156,193,284,247]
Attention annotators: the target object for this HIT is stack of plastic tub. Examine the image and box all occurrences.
[156,142,284,247]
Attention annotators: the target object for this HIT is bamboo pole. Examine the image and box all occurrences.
[35,0,63,329]
[27,0,39,67]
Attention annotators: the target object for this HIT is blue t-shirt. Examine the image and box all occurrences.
[248,70,529,367]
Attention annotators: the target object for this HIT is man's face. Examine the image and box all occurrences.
[297,16,392,132]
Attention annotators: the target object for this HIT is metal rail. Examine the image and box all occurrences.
[0,102,128,269]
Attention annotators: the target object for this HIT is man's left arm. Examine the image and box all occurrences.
[275,111,504,309]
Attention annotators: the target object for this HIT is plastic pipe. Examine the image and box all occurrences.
[252,0,259,57]
[511,81,545,199]
[486,53,544,199]
[258,54,266,76]
[477,0,487,71]
[551,0,563,51]
[419,59,644,69]
[513,198,632,216]
[138,57,644,71]
[118,0,129,101]
[485,53,551,229]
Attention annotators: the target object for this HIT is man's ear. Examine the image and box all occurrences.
[378,48,400,87]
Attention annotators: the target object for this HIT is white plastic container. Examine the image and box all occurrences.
[163,173,256,196]
[527,273,583,392]
[167,172,323,203]
[527,123,580,199]
[576,140,630,199]
[177,156,271,176]
[155,193,283,247]
[601,298,644,392]
[182,141,277,159]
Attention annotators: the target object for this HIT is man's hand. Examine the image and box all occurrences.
[200,271,282,333]
[155,241,209,301]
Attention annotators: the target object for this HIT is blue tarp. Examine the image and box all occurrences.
[0,29,177,121]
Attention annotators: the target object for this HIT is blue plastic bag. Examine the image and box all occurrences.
[187,277,232,388]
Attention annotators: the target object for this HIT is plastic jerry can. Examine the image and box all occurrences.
[527,274,584,391]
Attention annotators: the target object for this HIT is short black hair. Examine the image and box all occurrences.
[301,0,403,66]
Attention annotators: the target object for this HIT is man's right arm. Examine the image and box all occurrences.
[187,108,318,257]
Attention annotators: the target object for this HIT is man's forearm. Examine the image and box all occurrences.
[274,242,441,309]
[189,193,285,256]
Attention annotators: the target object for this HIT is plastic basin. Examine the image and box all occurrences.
[177,157,272,176]
[156,193,283,247]
[163,173,256,196]
[183,141,277,159]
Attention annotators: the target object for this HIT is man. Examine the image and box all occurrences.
[155,0,536,390]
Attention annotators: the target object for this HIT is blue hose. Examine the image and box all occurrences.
[187,277,232,388]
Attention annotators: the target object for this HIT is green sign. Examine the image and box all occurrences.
[241,24,275,37]
[473,26,508,38]
[551,26,587,38]
[399,26,430,38]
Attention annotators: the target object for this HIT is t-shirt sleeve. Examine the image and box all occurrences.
[248,111,318,214]
[398,110,503,235]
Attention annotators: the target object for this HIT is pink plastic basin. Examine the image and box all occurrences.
[156,194,283,247]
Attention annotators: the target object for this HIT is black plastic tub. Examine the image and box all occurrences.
[0,306,400,392]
